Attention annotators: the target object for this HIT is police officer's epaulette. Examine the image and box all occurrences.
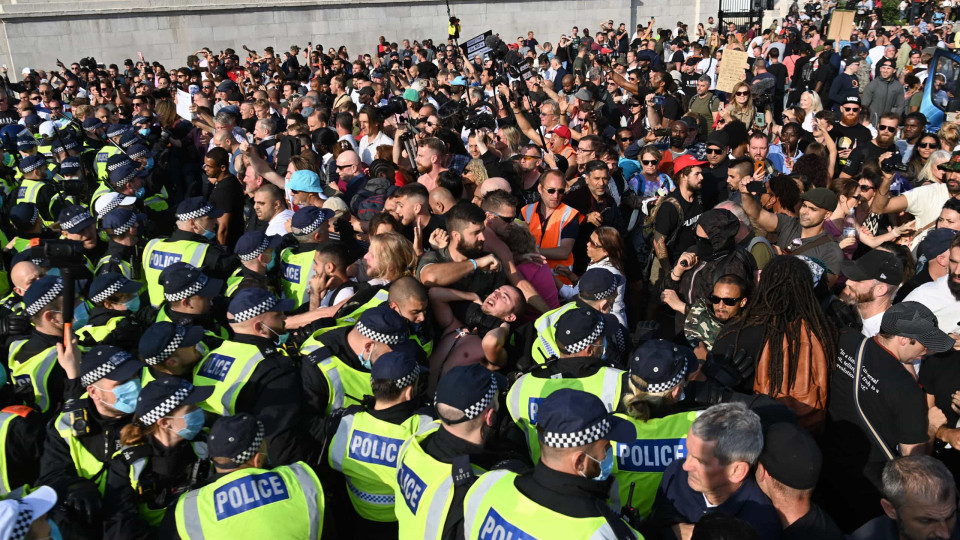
[116,443,153,465]
[0,404,34,418]
[306,346,333,366]
[451,455,476,487]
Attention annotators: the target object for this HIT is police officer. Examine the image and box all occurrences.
[280,206,334,310]
[193,288,307,465]
[160,413,326,540]
[462,389,639,539]
[103,161,146,206]
[507,306,626,462]
[155,262,228,343]
[38,345,143,524]
[6,275,71,418]
[103,377,212,532]
[142,197,237,308]
[94,124,129,182]
[225,230,280,297]
[394,364,509,540]
[5,203,47,256]
[76,272,146,351]
[15,155,63,227]
[94,192,137,221]
[96,207,143,281]
[301,304,410,422]
[0,259,41,322]
[526,267,629,368]
[128,143,170,217]
[57,205,103,267]
[327,343,434,540]
[139,322,206,385]
[612,340,700,519]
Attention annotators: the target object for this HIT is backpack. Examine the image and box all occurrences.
[641,196,684,244]
[799,59,816,88]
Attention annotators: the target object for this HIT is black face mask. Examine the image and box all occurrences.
[670,135,685,148]
[695,237,714,259]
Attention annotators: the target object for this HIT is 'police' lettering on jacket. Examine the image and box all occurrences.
[614,438,687,472]
[197,353,236,382]
[398,462,426,513]
[479,507,536,540]
[282,263,301,283]
[213,472,290,520]
[527,397,542,424]
[349,430,403,467]
[149,250,183,271]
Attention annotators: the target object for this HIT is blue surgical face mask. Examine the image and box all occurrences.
[581,447,614,481]
[46,268,60,277]
[43,519,63,540]
[358,349,372,371]
[134,187,146,199]
[139,128,150,137]
[97,378,141,414]
[146,157,155,170]
[202,227,217,240]
[265,251,277,272]
[73,302,90,328]
[263,322,289,346]
[168,408,205,440]
[124,296,141,313]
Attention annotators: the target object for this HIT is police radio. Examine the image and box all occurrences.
[620,481,643,529]
[64,398,91,437]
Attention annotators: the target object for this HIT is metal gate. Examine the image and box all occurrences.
[718,0,772,33]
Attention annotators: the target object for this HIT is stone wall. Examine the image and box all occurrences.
[0,0,723,75]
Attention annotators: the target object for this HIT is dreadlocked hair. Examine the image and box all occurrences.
[730,255,837,395]
[620,374,678,422]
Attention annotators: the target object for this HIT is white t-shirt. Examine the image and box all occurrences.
[903,182,950,230]
[904,275,960,333]
[358,131,394,165]
[266,209,294,236]
[861,311,884,337]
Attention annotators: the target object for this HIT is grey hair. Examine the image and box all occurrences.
[257,118,276,134]
[882,456,956,509]
[690,402,763,466]
[698,75,712,84]
[214,111,236,127]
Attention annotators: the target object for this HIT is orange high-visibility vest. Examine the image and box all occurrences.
[522,201,580,271]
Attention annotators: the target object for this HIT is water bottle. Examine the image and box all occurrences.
[842,207,857,238]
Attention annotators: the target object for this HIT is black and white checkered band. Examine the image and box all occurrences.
[646,367,687,394]
[90,278,126,304]
[81,350,134,387]
[229,295,279,323]
[231,421,266,465]
[164,273,209,303]
[238,236,271,261]
[25,277,63,316]
[10,502,34,540]
[106,126,126,138]
[112,169,136,188]
[106,158,131,173]
[144,325,187,366]
[109,213,137,236]
[20,160,42,173]
[98,196,124,218]
[356,321,405,345]
[129,147,148,159]
[462,376,498,420]
[139,380,193,426]
[560,316,605,355]
[542,417,611,449]
[394,364,421,389]
[26,207,38,225]
[291,214,326,236]
[584,282,617,300]
[61,211,92,231]
[176,204,214,222]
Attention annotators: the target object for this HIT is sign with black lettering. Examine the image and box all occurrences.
[461,30,493,60]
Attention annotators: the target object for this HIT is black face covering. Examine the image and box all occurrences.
[694,237,714,260]
[670,135,685,148]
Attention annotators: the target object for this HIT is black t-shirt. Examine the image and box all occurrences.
[824,331,928,487]
[0,109,18,126]
[831,122,873,149]
[812,63,836,104]
[767,63,788,94]
[842,141,896,176]
[208,175,246,248]
[920,350,960,426]
[782,504,844,540]
[654,190,704,264]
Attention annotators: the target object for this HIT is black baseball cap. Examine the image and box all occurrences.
[759,422,821,489]
[880,301,955,354]
[840,249,904,285]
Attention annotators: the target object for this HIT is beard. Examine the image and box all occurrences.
[840,285,875,306]
[416,162,431,174]
[458,240,486,259]
[948,274,960,301]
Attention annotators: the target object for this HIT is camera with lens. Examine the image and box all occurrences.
[59,179,85,198]
[78,57,98,71]
[43,239,86,269]
[464,111,497,132]
[651,95,665,107]
[881,155,907,173]
[379,95,406,117]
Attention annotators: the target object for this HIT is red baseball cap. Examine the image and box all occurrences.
[551,125,572,139]
[673,154,707,175]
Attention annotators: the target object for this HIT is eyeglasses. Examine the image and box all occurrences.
[735,91,750,96]
[641,159,659,165]
[709,295,742,306]
[619,137,631,142]
[705,147,724,155]
[576,147,594,153]
[877,124,898,133]
[335,163,355,170]
[918,142,939,149]
[858,184,875,191]
[544,187,566,195]
[29,96,41,102]
[587,238,601,248]
[842,106,860,112]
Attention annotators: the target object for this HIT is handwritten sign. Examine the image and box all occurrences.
[716,49,748,94]
[827,10,856,42]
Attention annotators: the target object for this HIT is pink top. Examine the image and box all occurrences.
[517,261,560,322]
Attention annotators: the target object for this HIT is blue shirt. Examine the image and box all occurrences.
[653,458,782,540]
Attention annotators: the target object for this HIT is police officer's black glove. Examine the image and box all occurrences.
[686,380,728,405]
[701,346,754,389]
[0,314,29,337]
[64,479,102,525]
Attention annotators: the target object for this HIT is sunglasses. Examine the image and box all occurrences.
[858,184,875,191]
[619,137,631,142]
[544,187,566,195]
[918,142,939,149]
[335,164,355,170]
[29,96,41,102]
[842,106,860,112]
[735,91,750,96]
[587,238,600,248]
[877,125,897,133]
[705,147,724,155]
[641,159,658,165]
[709,295,742,306]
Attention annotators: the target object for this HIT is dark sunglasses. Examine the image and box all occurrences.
[710,295,742,306]
[335,164,354,170]
[735,91,750,96]
[705,147,724,155]
[877,125,897,133]
[918,142,939,149]
[545,187,566,195]
[641,159,658,165]
[618,137,631,142]
[858,184,875,191]
[842,106,860,112]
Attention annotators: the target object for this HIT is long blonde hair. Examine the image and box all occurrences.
[620,374,678,422]
[368,232,416,281]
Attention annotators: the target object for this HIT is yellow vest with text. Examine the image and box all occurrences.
[15,179,59,227]
[192,341,267,416]
[309,348,371,414]
[141,238,209,308]
[279,247,316,310]
[7,340,58,413]
[94,145,121,181]
[462,469,640,540]
[53,403,112,494]
[530,303,576,364]
[506,366,624,462]
[174,463,324,540]
[328,409,434,522]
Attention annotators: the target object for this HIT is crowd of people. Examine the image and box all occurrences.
[1,1,960,539]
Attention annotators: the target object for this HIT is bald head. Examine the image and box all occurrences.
[429,186,457,215]
[336,150,360,167]
[11,261,41,297]
[473,177,511,205]
[388,276,428,304]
